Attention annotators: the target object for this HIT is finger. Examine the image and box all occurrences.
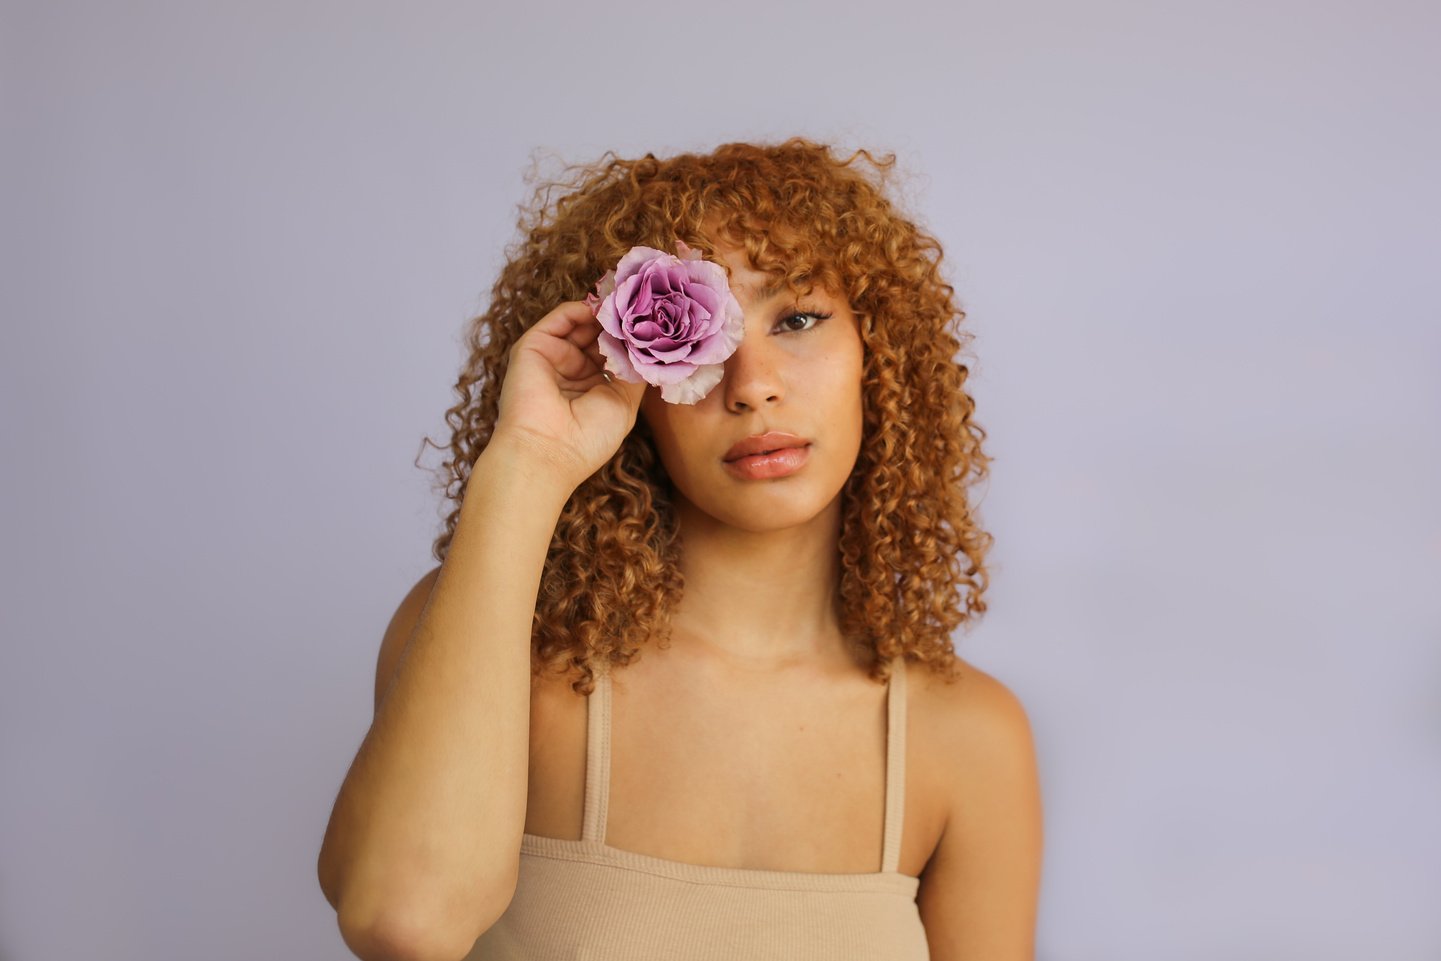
[523,302,607,361]
[524,304,602,345]
[557,370,611,393]
[559,367,645,404]
[601,370,648,407]
[526,338,603,383]
[582,339,606,371]
[567,316,603,350]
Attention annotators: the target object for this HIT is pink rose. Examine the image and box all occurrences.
[584,240,745,405]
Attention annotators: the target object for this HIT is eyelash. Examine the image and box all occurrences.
[775,309,832,334]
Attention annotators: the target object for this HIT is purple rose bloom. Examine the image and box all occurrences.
[584,241,745,405]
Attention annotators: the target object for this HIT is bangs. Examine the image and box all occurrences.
[536,140,880,307]
[689,214,840,304]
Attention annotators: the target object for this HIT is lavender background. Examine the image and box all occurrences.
[2,1,1438,959]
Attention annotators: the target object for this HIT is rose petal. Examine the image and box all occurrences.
[660,364,724,405]
[597,330,643,382]
[644,342,694,362]
[682,258,731,294]
[652,299,682,332]
[629,278,654,318]
[649,262,683,291]
[595,294,623,338]
[679,280,722,319]
[600,272,647,337]
[614,246,669,285]
[683,291,745,365]
[635,357,701,386]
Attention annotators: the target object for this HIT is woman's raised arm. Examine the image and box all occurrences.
[316,301,646,961]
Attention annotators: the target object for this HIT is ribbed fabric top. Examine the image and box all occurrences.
[467,656,929,960]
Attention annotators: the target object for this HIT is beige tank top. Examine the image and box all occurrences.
[466,656,929,959]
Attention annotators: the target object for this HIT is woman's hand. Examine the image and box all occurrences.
[490,301,649,490]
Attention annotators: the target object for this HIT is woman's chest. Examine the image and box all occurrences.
[523,662,945,878]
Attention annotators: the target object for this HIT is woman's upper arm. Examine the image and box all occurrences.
[373,566,442,715]
[916,665,1045,961]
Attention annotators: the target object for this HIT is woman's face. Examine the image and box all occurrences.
[638,246,866,533]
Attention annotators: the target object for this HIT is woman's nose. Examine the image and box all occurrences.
[721,327,783,412]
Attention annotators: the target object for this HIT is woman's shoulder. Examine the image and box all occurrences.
[905,653,1031,718]
[904,653,1038,787]
[905,653,1044,943]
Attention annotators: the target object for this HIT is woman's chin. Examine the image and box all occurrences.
[679,489,844,536]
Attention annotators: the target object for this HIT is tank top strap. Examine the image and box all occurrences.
[581,663,614,843]
[881,654,908,874]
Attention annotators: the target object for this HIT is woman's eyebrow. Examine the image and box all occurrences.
[737,281,789,301]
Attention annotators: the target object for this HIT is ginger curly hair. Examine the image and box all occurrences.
[424,137,993,696]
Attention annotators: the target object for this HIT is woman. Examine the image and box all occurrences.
[317,139,1044,960]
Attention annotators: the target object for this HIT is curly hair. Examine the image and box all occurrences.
[422,137,993,697]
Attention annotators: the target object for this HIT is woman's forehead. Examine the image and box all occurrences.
[731,273,831,309]
[707,248,802,301]
[734,277,788,300]
[728,272,788,304]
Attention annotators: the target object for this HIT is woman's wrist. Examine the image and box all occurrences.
[466,436,579,517]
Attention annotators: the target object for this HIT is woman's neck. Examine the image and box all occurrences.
[663,493,860,674]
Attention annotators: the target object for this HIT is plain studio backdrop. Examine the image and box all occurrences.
[2,1,1437,959]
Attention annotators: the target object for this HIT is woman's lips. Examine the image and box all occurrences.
[722,444,811,480]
